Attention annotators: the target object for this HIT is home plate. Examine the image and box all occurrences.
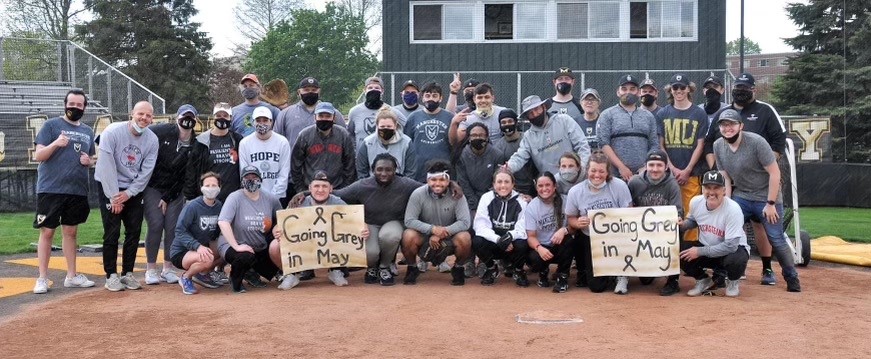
[516,310,583,324]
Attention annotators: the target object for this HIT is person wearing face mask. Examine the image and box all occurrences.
[404,82,455,182]
[290,102,356,194]
[598,74,660,182]
[31,89,97,294]
[576,88,602,150]
[392,80,421,119]
[506,95,590,177]
[639,78,663,117]
[450,83,505,145]
[471,169,529,287]
[170,172,225,294]
[704,73,788,286]
[239,106,291,202]
[446,74,479,114]
[231,74,280,137]
[185,103,243,202]
[547,67,584,124]
[554,152,583,199]
[356,106,415,179]
[142,104,198,285]
[698,75,729,125]
[456,123,506,218]
[492,109,536,197]
[348,76,408,150]
[216,166,284,293]
[94,101,159,292]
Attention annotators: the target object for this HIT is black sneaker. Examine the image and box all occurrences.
[575,271,588,288]
[403,266,420,285]
[233,284,247,294]
[639,277,655,285]
[552,273,569,293]
[450,266,465,286]
[659,279,680,296]
[513,270,529,287]
[712,273,726,290]
[379,268,395,286]
[341,267,350,278]
[786,276,802,292]
[537,270,551,288]
[244,270,267,288]
[299,269,316,281]
[364,267,378,284]
[481,266,498,286]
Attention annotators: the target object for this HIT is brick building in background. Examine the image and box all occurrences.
[726,52,799,101]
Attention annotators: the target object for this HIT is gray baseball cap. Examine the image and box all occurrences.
[717,109,742,124]
[581,88,600,101]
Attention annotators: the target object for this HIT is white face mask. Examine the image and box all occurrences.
[201,186,220,200]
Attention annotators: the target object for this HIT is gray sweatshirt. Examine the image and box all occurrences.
[597,104,659,174]
[404,185,471,236]
[94,121,159,198]
[356,131,415,178]
[506,113,590,176]
[627,170,684,217]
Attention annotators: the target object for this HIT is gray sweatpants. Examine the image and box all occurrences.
[366,220,403,268]
[143,187,185,264]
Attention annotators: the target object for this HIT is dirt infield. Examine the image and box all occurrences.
[2,260,870,358]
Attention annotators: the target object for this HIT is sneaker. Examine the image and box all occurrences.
[299,269,316,281]
[179,277,198,295]
[233,285,247,293]
[687,277,715,297]
[64,274,95,288]
[464,261,476,278]
[33,277,49,294]
[145,269,160,285]
[389,263,399,276]
[403,266,421,285]
[211,270,229,285]
[711,274,726,290]
[105,273,125,292]
[513,270,529,287]
[436,261,451,273]
[418,261,430,273]
[364,267,379,284]
[191,273,220,289]
[786,276,802,292]
[277,274,300,290]
[480,265,498,286]
[245,270,267,288]
[659,279,680,296]
[379,268,395,286]
[450,266,465,286]
[476,262,487,278]
[537,270,551,288]
[552,273,569,293]
[328,269,349,286]
[639,277,655,285]
[161,270,180,284]
[120,272,141,290]
[614,276,629,295]
[725,279,740,297]
[760,269,776,285]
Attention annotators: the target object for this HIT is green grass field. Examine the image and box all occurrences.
[0,207,867,255]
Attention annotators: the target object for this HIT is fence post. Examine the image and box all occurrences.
[580,72,586,91]
[107,70,113,113]
[68,43,76,88]
[516,73,522,112]
[87,57,93,94]
[127,80,132,113]
[0,37,5,80]
[56,41,63,82]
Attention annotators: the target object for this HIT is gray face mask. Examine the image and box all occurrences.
[242,87,260,100]
[560,169,580,183]
[242,178,261,193]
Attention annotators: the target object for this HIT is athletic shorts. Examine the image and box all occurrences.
[171,251,187,270]
[33,193,90,229]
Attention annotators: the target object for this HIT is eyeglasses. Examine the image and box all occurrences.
[718,121,740,128]
[671,84,687,91]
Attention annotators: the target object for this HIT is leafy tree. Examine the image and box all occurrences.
[336,0,382,55]
[245,3,379,109]
[233,0,305,45]
[772,0,871,163]
[0,32,58,81]
[207,56,245,106]
[726,37,761,56]
[75,0,213,112]
[0,0,87,40]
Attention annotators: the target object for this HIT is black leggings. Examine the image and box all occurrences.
[224,247,279,290]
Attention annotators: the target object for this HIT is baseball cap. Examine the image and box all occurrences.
[312,170,330,183]
[401,80,419,91]
[734,73,756,87]
[365,76,383,89]
[701,170,726,187]
[314,102,336,115]
[703,75,724,87]
[670,73,690,86]
[498,108,518,120]
[640,78,657,89]
[581,88,601,101]
[463,78,480,89]
[240,73,260,85]
[554,67,575,80]
[717,109,742,124]
[618,74,639,87]
[646,149,669,164]
[176,104,198,118]
[241,165,261,179]
[212,102,232,116]
[519,95,547,119]
[252,106,273,120]
[298,77,320,89]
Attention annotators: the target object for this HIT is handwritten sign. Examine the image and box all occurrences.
[277,205,367,273]
[589,206,679,277]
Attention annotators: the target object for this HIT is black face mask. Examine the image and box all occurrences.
[470,138,487,151]
[65,107,84,122]
[300,92,319,106]
[378,128,395,141]
[640,94,656,107]
[528,113,546,127]
[704,90,722,114]
[500,124,516,136]
[316,120,333,132]
[464,92,476,110]
[178,116,196,130]
[732,89,753,106]
[725,133,740,144]
[214,118,231,130]
[365,90,383,109]
[424,100,439,112]
[556,82,572,95]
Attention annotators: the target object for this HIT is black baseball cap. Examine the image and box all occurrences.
[670,73,690,86]
[704,75,724,87]
[463,78,480,89]
[646,149,669,164]
[498,108,518,120]
[554,67,575,80]
[298,77,320,89]
[401,80,419,91]
[702,170,726,187]
[619,74,639,87]
[312,170,329,183]
[734,73,756,87]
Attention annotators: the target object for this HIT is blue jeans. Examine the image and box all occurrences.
[733,196,798,279]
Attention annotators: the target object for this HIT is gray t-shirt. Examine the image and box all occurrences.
[549,98,584,125]
[460,105,505,143]
[564,178,633,235]
[216,189,282,258]
[35,117,96,196]
[714,132,781,203]
[524,196,565,246]
[348,103,407,150]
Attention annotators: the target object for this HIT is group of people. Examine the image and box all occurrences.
[30,68,801,297]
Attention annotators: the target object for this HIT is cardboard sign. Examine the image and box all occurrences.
[276,205,367,273]
[588,206,680,277]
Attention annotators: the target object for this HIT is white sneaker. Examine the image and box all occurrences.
[104,273,125,292]
[725,279,741,297]
[417,260,429,273]
[328,269,349,287]
[389,263,399,276]
[614,276,629,295]
[161,270,180,284]
[64,274,95,288]
[145,269,160,285]
[437,261,452,273]
[277,274,301,290]
[687,277,714,297]
[33,277,49,294]
[120,272,142,290]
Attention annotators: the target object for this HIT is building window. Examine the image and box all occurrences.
[558,2,620,39]
[743,60,750,68]
[484,4,513,40]
[759,59,770,67]
[411,3,474,41]
[641,0,696,39]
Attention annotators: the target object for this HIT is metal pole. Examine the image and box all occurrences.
[127,80,132,113]
[107,70,113,113]
[0,37,5,80]
[56,41,63,82]
[516,73,522,111]
[87,57,93,93]
[68,43,76,87]
[739,0,745,74]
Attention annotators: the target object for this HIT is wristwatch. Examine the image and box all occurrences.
[766,200,776,205]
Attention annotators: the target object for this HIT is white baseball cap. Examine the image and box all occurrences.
[252,106,272,120]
